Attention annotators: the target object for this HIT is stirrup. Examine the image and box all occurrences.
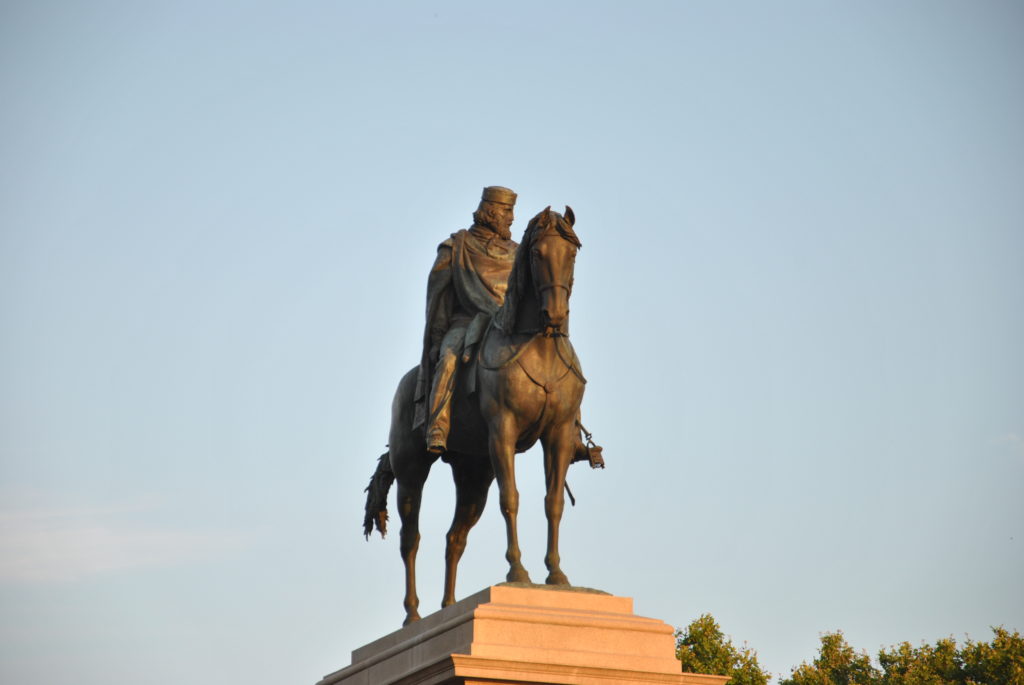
[575,421,605,469]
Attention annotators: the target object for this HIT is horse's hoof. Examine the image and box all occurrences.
[545,570,570,586]
[506,567,532,584]
[402,612,421,627]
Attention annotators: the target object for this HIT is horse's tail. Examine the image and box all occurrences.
[363,451,394,539]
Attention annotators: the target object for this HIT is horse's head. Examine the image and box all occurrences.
[494,205,582,336]
[527,206,581,335]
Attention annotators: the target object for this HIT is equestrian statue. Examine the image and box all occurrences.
[363,186,604,626]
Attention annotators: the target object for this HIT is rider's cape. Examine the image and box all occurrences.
[413,226,518,429]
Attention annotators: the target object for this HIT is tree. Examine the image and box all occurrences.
[877,636,961,684]
[878,627,1024,685]
[780,631,879,685]
[675,613,771,685]
[782,626,1024,685]
[958,627,1024,684]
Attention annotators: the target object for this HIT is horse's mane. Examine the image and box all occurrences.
[495,207,581,334]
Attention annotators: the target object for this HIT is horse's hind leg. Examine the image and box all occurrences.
[389,369,434,625]
[395,470,428,625]
[542,424,575,586]
[442,454,494,607]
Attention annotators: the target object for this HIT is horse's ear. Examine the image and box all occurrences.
[542,205,552,218]
[564,206,575,227]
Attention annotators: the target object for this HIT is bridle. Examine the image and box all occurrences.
[530,225,577,336]
[537,282,572,295]
[530,222,577,295]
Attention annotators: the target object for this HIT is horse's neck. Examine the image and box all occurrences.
[514,289,541,333]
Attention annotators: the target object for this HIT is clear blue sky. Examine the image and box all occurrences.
[1,2,1022,683]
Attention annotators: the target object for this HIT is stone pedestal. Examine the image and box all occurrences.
[317,584,728,685]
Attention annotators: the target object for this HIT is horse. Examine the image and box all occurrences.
[363,206,587,626]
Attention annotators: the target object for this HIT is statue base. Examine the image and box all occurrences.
[317,584,728,685]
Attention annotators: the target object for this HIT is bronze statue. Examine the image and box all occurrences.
[364,193,603,626]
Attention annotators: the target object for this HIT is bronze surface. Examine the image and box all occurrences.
[363,195,599,626]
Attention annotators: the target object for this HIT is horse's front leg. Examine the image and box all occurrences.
[542,422,575,586]
[489,417,531,583]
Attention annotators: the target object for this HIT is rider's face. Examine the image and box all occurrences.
[491,203,514,234]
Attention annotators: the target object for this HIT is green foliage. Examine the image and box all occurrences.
[958,627,1024,684]
[675,614,771,685]
[781,632,879,685]
[781,626,1024,685]
[675,616,1022,685]
[878,627,1024,685]
[878,637,961,684]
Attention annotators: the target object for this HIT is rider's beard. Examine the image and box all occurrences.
[484,213,513,240]
[491,220,512,241]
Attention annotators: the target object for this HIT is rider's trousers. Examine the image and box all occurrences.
[426,326,466,445]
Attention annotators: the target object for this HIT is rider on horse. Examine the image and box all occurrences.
[415,186,603,466]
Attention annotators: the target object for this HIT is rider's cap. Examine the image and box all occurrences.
[481,186,517,206]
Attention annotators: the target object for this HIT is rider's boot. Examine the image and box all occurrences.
[426,428,447,456]
[572,440,605,468]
